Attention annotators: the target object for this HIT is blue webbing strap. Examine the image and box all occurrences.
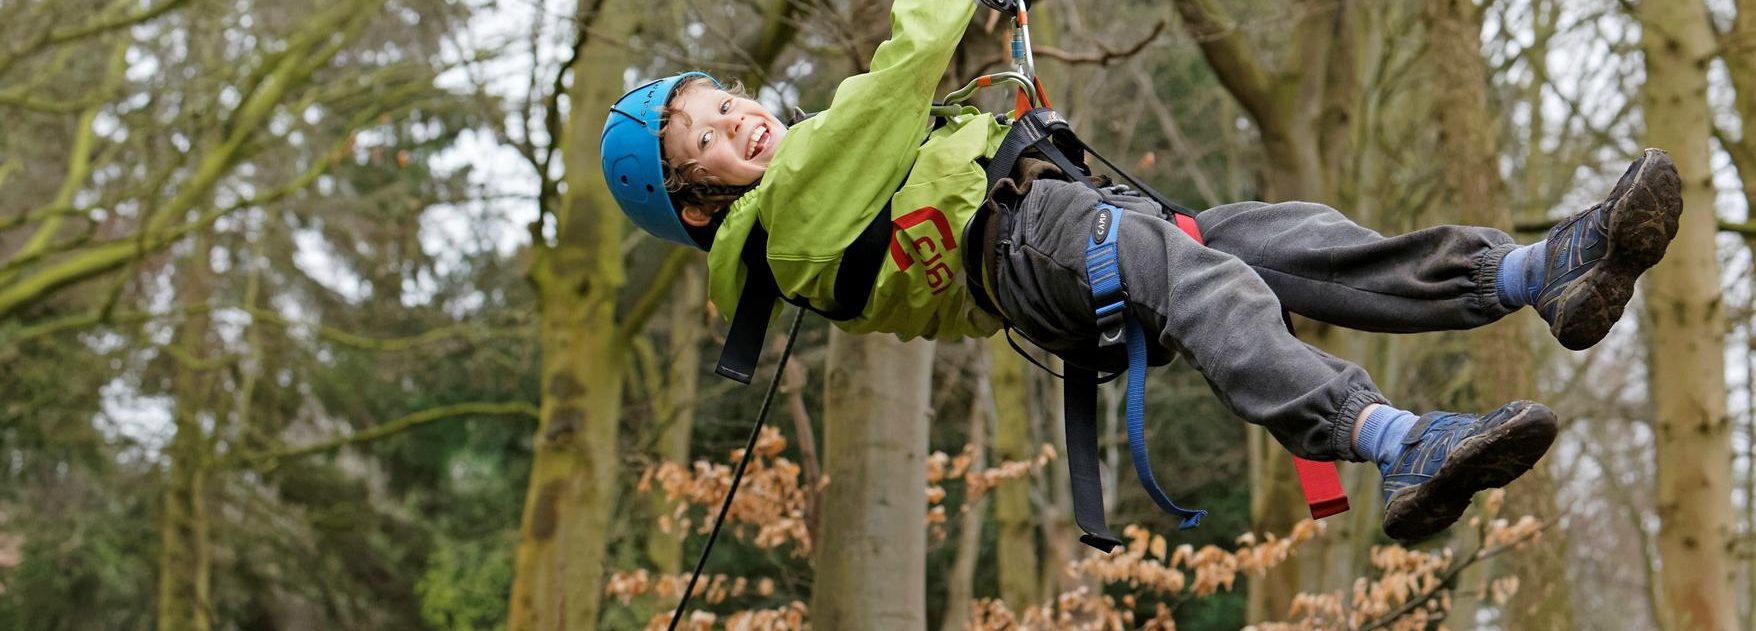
[1085,203,1206,530]
[1124,316,1204,529]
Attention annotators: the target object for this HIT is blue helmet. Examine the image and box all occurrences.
[601,72,721,249]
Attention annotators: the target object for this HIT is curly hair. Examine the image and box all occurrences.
[658,76,759,216]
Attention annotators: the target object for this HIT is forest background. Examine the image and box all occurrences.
[1,0,1751,629]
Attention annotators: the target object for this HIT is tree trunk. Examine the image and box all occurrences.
[1172,0,1373,620]
[1424,1,1574,628]
[506,1,636,628]
[811,330,934,629]
[646,263,704,574]
[159,236,215,631]
[1639,1,1739,629]
[940,343,991,631]
[986,335,1040,607]
[1035,358,1088,601]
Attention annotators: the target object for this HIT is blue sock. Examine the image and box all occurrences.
[1355,404,1419,470]
[1496,241,1547,309]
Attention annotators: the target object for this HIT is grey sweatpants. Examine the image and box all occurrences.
[990,179,1519,461]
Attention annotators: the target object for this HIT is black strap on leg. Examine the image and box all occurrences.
[1064,365,1124,552]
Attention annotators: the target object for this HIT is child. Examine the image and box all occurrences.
[599,0,1682,543]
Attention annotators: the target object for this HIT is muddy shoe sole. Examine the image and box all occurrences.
[1549,148,1683,351]
[1381,403,1559,543]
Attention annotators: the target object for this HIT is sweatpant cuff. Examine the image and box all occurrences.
[1471,242,1521,318]
[1330,387,1389,462]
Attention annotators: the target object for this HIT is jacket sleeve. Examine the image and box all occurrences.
[759,0,978,268]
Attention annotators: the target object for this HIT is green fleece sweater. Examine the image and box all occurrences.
[705,0,1008,341]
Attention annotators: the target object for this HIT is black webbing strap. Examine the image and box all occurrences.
[717,268,779,384]
[986,108,1201,220]
[714,206,893,383]
[984,108,1073,193]
[986,107,1209,552]
[1064,366,1124,552]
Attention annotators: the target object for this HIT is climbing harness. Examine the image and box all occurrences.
[665,0,1351,623]
[710,2,1346,589]
[1089,201,1208,530]
[951,0,1349,552]
[670,309,806,630]
[967,105,1351,551]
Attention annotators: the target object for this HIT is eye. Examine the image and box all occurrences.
[720,98,732,114]
[700,129,713,150]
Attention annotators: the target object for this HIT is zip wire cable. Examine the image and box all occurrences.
[667,308,807,630]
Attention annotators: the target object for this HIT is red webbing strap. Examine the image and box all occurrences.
[1170,211,1352,520]
[1171,213,1202,244]
[1294,456,1351,518]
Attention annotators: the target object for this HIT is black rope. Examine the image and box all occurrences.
[667,308,807,630]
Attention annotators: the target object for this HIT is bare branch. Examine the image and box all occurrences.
[1720,220,1756,238]
[0,158,17,192]
[617,248,696,340]
[3,301,531,355]
[967,20,1165,75]
[1170,0,1277,124]
[0,0,194,77]
[1355,520,1549,631]
[0,75,434,320]
[1716,123,1756,184]
[0,38,126,281]
[238,401,541,469]
[0,89,113,113]
[782,353,821,545]
[736,0,810,89]
[1129,65,1222,208]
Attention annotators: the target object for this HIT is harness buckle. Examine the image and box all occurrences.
[1095,296,1127,348]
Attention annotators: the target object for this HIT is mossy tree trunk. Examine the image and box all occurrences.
[644,263,704,574]
[987,335,1041,607]
[505,1,637,628]
[159,234,216,631]
[1423,1,1575,627]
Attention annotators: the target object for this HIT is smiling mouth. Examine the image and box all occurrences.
[745,124,770,160]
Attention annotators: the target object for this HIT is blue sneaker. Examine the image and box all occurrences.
[1380,401,1558,543]
[1536,148,1682,350]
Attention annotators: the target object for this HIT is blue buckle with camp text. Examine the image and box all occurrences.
[1086,203,1127,348]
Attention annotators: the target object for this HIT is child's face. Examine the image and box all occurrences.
[662,85,787,188]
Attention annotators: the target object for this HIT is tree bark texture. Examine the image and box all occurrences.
[1423,1,1574,628]
[940,345,991,631]
[1639,1,1739,629]
[159,235,216,631]
[506,1,635,628]
[811,330,934,629]
[1717,0,1756,220]
[987,335,1041,607]
[1172,0,1375,621]
[646,263,704,574]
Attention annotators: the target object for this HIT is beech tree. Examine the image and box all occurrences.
[1636,1,1739,628]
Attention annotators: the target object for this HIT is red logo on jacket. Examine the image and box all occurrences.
[889,207,958,295]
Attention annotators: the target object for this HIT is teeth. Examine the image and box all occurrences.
[747,125,767,160]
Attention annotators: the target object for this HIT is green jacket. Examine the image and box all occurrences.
[705,0,1007,341]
